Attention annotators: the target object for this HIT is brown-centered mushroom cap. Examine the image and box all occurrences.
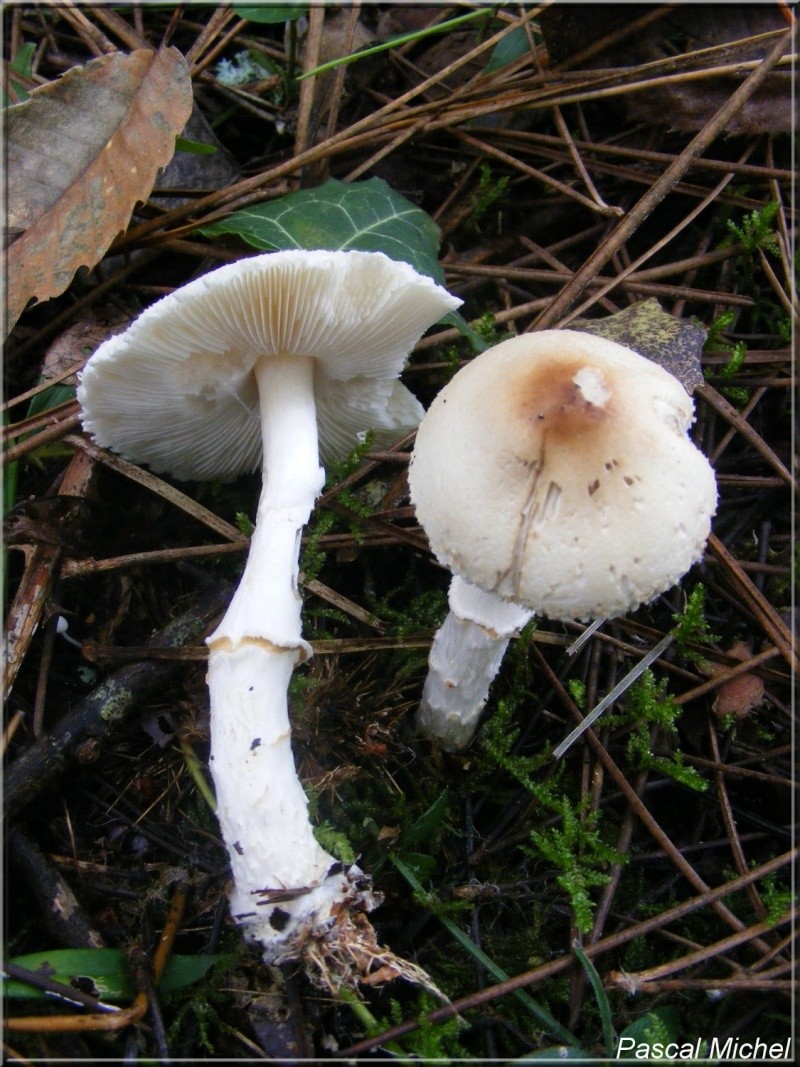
[409,329,717,621]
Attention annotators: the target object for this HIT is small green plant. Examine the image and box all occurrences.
[234,510,254,537]
[166,957,240,1057]
[473,309,510,345]
[313,820,357,865]
[715,200,789,340]
[704,312,750,405]
[481,696,560,808]
[339,985,469,1063]
[480,688,629,932]
[3,42,35,105]
[386,991,469,1061]
[299,508,338,584]
[371,584,448,681]
[670,584,719,659]
[759,871,794,926]
[527,797,627,934]
[724,200,780,256]
[619,669,708,792]
[568,678,587,709]
[469,162,510,228]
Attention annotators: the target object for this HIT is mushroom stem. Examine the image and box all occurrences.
[417,576,532,750]
[206,355,373,959]
[209,355,322,653]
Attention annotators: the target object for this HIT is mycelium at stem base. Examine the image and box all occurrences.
[206,354,376,967]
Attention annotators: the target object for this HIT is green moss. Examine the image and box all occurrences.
[527,797,627,934]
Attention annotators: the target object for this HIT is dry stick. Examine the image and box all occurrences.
[454,129,622,218]
[3,448,95,694]
[412,297,553,353]
[684,754,794,791]
[63,434,246,544]
[32,614,58,737]
[187,17,248,80]
[531,645,777,956]
[183,5,237,71]
[766,140,796,289]
[530,28,793,330]
[707,721,768,922]
[345,114,434,183]
[556,146,756,326]
[675,646,781,706]
[321,2,362,149]
[550,4,673,73]
[614,976,793,994]
[3,411,81,466]
[759,246,796,317]
[625,246,745,283]
[90,4,147,50]
[341,848,795,1055]
[3,397,81,442]
[114,9,538,250]
[747,928,796,975]
[551,104,623,217]
[293,3,325,161]
[494,141,772,213]
[61,541,246,578]
[6,886,187,1034]
[3,358,87,413]
[56,2,114,56]
[705,385,773,469]
[589,776,644,944]
[510,52,796,113]
[4,582,231,820]
[481,126,794,183]
[706,533,797,673]
[607,912,794,992]
[8,826,106,949]
[78,634,431,666]
[446,262,755,308]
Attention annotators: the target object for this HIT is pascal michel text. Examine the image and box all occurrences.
[616,1035,793,1060]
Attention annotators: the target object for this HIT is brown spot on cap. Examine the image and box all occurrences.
[510,356,614,449]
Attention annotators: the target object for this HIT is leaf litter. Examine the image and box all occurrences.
[5,47,193,330]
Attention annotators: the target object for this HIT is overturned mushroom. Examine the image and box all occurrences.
[409,329,717,750]
[78,249,461,968]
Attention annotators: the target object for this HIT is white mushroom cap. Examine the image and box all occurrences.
[78,249,461,481]
[409,329,717,621]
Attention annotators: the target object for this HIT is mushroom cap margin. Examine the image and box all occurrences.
[78,249,461,481]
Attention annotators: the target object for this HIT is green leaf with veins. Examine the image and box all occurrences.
[199,177,485,350]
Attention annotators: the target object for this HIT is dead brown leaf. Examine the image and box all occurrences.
[711,641,767,720]
[5,47,193,331]
[571,298,707,393]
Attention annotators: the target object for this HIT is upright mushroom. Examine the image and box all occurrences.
[408,329,717,750]
[78,249,461,966]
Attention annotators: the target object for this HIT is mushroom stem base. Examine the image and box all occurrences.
[208,643,380,962]
[417,578,532,750]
